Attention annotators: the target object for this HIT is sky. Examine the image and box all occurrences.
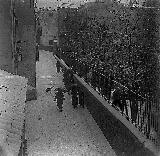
[36,0,97,9]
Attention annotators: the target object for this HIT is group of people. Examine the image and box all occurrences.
[61,54,139,122]
[49,58,135,125]
[63,68,85,109]
[52,58,140,125]
[46,60,85,112]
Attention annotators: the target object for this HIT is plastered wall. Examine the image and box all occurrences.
[0,0,13,73]
[15,0,37,101]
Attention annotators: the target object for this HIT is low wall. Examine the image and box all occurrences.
[54,54,157,156]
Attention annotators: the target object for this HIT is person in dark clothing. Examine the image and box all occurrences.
[63,70,69,90]
[78,86,85,108]
[70,79,78,109]
[111,88,124,113]
[129,92,138,123]
[111,87,128,116]
[56,60,61,73]
[63,69,74,94]
[54,88,65,112]
[69,70,74,84]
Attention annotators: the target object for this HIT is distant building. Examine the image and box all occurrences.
[38,9,58,46]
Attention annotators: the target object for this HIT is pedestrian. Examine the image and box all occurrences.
[56,60,61,73]
[70,79,78,109]
[54,88,65,112]
[63,70,68,90]
[111,86,128,116]
[78,86,85,108]
[129,91,138,123]
[111,87,124,113]
[63,69,74,94]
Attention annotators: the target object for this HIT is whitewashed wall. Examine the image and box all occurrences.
[0,70,28,156]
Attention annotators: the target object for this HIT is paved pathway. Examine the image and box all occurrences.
[25,50,117,156]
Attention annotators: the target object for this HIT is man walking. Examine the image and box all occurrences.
[54,88,65,112]
[56,60,61,73]
[70,80,78,109]
[78,86,85,108]
[63,69,74,94]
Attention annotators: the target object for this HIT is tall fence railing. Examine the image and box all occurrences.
[57,50,159,146]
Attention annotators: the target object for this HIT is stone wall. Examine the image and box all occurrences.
[0,0,13,73]
[54,54,157,156]
[15,0,37,101]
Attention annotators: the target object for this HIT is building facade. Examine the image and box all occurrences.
[38,9,58,47]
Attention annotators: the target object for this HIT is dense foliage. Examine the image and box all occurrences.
[58,2,159,98]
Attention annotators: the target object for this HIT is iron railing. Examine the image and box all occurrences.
[58,50,159,146]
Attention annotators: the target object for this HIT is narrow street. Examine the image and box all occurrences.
[25,50,117,156]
